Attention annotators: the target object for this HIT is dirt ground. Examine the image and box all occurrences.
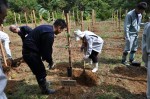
[1,21,147,99]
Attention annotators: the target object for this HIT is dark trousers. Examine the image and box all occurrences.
[89,50,99,63]
[23,50,46,81]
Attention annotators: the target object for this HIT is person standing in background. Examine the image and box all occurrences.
[121,2,147,66]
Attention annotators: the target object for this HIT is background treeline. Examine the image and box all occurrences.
[5,0,150,25]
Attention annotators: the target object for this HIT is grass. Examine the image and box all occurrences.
[4,20,147,99]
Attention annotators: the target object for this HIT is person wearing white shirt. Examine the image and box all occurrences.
[0,31,12,59]
[74,29,104,72]
[0,0,8,99]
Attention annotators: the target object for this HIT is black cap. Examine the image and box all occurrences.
[136,2,147,10]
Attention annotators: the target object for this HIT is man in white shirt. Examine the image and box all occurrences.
[74,29,104,72]
[0,31,12,60]
[0,0,8,99]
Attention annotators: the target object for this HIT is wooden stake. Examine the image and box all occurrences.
[88,20,91,31]
[24,12,28,26]
[62,10,64,19]
[119,8,121,32]
[14,12,17,25]
[40,14,43,24]
[32,10,37,27]
[55,11,57,19]
[76,10,79,26]
[69,13,72,30]
[18,14,21,24]
[31,12,33,25]
[52,12,55,22]
[47,11,51,22]
[81,11,84,31]
[65,13,72,68]
[0,40,8,67]
[116,10,118,30]
[112,11,114,23]
[92,9,95,31]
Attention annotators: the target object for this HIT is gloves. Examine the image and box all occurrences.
[48,61,55,69]
[83,55,89,60]
[6,58,13,66]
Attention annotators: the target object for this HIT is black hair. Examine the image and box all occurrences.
[136,2,147,10]
[53,19,67,29]
[0,0,8,13]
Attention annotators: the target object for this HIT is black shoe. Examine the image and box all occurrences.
[129,59,134,64]
[121,60,130,66]
[41,88,55,94]
[38,78,55,94]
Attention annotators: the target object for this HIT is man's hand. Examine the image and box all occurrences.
[6,58,13,66]
[48,62,55,69]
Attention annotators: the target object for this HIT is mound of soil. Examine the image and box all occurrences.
[72,69,99,87]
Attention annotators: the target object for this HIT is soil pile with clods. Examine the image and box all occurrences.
[72,68,100,87]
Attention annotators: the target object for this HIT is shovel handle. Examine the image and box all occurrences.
[0,40,8,67]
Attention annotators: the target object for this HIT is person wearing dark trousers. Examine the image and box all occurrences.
[121,2,147,66]
[22,19,67,94]
[9,25,33,42]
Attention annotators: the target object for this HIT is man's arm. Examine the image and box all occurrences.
[41,33,54,64]
[124,14,132,40]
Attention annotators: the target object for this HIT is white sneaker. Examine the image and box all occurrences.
[92,67,98,72]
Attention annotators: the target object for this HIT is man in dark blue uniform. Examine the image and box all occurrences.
[9,25,33,42]
[22,19,67,94]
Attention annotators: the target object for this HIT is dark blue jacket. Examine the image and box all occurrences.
[18,26,32,41]
[23,25,54,64]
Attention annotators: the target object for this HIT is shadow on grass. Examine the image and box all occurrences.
[93,83,146,99]
[110,66,147,78]
[5,80,46,99]
[99,57,122,64]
